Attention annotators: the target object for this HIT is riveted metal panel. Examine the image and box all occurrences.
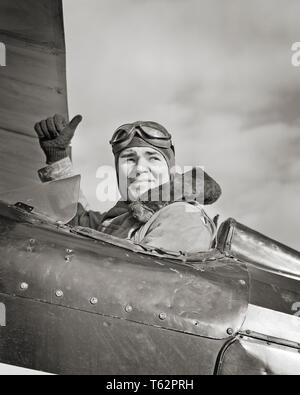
[0,293,225,375]
[0,207,249,340]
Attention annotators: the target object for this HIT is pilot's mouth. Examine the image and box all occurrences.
[129,179,155,185]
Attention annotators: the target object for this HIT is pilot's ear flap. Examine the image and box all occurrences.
[203,171,222,205]
[137,168,222,209]
[170,168,222,205]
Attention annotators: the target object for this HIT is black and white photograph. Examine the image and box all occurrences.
[0,0,299,377]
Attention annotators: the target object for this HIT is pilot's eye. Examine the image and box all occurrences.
[121,157,135,163]
[149,156,160,162]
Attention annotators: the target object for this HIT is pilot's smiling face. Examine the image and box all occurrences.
[118,146,170,201]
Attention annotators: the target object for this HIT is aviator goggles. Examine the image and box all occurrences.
[110,121,173,154]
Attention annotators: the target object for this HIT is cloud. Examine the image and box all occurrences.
[64,0,300,250]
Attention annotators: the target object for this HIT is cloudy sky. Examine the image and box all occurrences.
[63,0,300,250]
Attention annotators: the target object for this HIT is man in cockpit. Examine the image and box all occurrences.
[34,114,220,253]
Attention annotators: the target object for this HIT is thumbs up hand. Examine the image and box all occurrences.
[34,114,83,164]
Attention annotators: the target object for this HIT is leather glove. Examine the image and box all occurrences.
[34,114,82,164]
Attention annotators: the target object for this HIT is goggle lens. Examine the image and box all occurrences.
[141,126,170,139]
[110,122,171,146]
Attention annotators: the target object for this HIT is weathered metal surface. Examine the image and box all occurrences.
[217,218,300,279]
[2,204,300,374]
[241,304,300,347]
[247,265,300,317]
[0,293,225,375]
[216,336,300,375]
[72,224,226,262]
[0,0,68,192]
[217,220,300,350]
[240,265,300,350]
[0,206,249,341]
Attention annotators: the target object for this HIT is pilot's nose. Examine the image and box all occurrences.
[135,157,149,175]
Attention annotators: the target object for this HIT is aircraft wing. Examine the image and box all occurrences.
[0,0,68,193]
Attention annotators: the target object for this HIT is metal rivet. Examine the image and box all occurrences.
[239,280,246,286]
[246,330,251,335]
[65,255,72,262]
[26,246,33,253]
[194,321,199,326]
[55,290,64,298]
[90,297,98,305]
[20,282,29,290]
[227,328,234,335]
[65,249,73,254]
[29,239,36,245]
[125,305,133,313]
[159,312,167,320]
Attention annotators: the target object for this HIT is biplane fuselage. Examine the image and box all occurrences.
[0,197,299,375]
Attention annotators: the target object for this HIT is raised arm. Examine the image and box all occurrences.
[34,114,106,229]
